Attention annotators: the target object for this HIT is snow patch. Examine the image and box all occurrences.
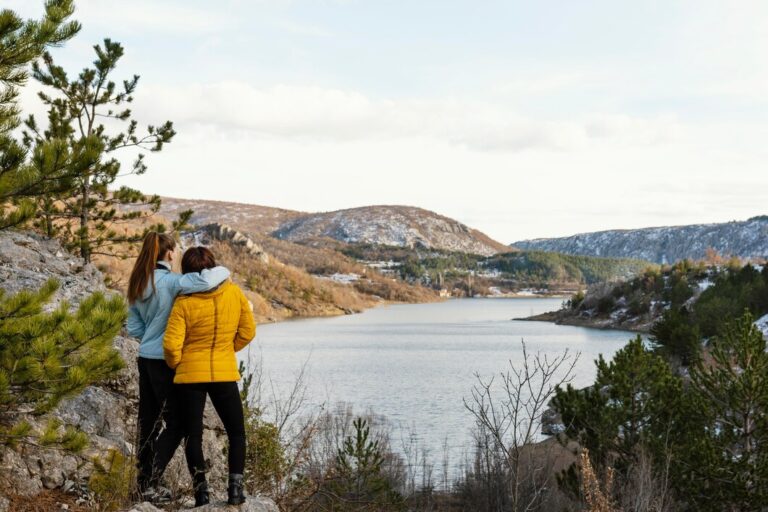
[755,314,768,340]
[314,273,360,285]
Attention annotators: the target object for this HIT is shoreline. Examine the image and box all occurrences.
[256,294,570,325]
[517,310,653,333]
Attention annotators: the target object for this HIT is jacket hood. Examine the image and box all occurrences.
[185,280,232,298]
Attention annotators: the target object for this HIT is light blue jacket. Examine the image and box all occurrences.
[126,261,231,360]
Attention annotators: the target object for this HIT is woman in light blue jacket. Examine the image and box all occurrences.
[127,232,230,502]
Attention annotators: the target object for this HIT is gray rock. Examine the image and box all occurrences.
[122,496,279,512]
[0,447,42,495]
[0,496,9,512]
[541,405,565,436]
[194,496,279,512]
[123,502,163,512]
[186,224,268,263]
[105,336,141,400]
[0,230,105,308]
[55,386,134,453]
[38,451,78,489]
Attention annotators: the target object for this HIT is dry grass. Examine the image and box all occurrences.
[212,241,437,322]
[4,489,88,512]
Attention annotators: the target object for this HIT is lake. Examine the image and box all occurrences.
[239,297,633,482]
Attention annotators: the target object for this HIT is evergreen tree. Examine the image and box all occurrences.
[23,38,175,263]
[0,2,126,452]
[0,0,80,229]
[678,312,768,510]
[650,306,702,365]
[0,279,125,449]
[324,418,404,511]
[553,336,693,496]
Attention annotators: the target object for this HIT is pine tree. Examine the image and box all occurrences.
[650,306,702,365]
[23,38,176,263]
[0,0,80,229]
[0,279,125,449]
[0,2,126,452]
[679,311,768,510]
[553,336,693,495]
[324,418,404,511]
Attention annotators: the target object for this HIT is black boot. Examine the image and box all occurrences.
[227,473,246,505]
[194,479,210,507]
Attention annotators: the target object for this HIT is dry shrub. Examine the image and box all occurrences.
[89,449,137,512]
[580,449,619,512]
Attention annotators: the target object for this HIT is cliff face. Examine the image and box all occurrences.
[513,216,768,264]
[0,230,276,509]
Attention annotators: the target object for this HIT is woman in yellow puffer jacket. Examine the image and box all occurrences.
[163,247,255,507]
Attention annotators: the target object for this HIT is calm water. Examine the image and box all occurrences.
[239,298,633,477]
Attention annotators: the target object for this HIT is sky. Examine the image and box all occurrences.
[10,0,768,243]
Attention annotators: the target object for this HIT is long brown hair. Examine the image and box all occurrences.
[128,232,176,304]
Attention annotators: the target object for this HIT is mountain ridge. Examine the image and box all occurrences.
[512,216,768,264]
[160,198,512,256]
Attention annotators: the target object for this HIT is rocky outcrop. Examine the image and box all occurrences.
[186,223,269,263]
[0,230,277,509]
[0,229,104,306]
[513,215,768,264]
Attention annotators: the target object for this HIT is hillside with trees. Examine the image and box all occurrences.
[528,258,768,343]
[336,242,653,296]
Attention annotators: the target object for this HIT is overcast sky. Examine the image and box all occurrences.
[11,0,768,243]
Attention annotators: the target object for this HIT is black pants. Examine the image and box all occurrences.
[137,358,185,490]
[176,381,246,485]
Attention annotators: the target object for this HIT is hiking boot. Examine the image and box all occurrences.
[227,473,246,505]
[194,485,210,507]
[141,485,173,505]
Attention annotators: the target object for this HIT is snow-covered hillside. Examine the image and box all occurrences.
[513,216,768,264]
[158,199,510,256]
[159,196,305,235]
[272,205,511,256]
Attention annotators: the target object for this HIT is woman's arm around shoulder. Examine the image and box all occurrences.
[163,299,187,369]
[175,266,231,295]
[234,286,256,352]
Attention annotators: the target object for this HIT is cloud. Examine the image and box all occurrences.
[81,1,234,34]
[4,0,234,35]
[134,81,680,153]
[273,19,335,37]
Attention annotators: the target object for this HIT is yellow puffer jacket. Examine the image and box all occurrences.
[163,281,256,384]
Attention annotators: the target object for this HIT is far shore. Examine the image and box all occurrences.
[256,293,570,324]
